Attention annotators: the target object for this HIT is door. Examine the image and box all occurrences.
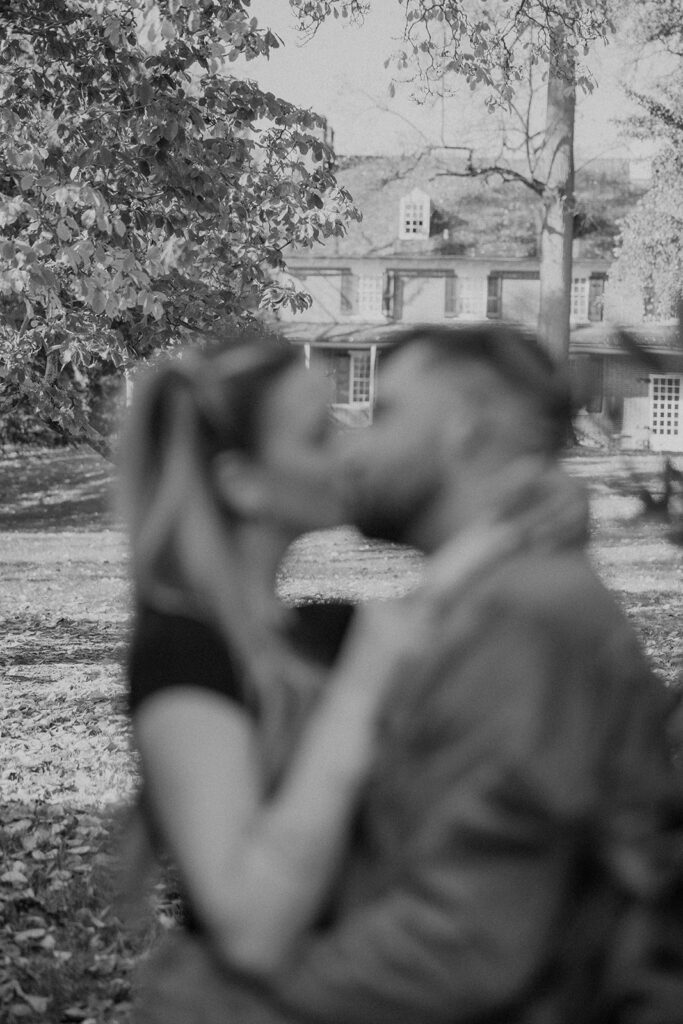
[650,375,683,452]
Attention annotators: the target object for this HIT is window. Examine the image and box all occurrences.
[444,274,457,318]
[457,277,480,317]
[288,268,353,320]
[383,272,403,319]
[651,376,681,438]
[340,269,355,314]
[399,188,430,240]
[570,355,603,413]
[571,277,589,320]
[349,351,372,405]
[486,275,502,319]
[588,275,605,322]
[357,276,385,319]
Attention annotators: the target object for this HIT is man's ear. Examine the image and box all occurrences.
[212,451,268,518]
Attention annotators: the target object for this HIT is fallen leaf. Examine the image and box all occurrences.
[13,928,47,943]
[8,1003,32,1018]
[21,992,49,1013]
[62,1008,88,1021]
[1,868,28,885]
[5,819,33,835]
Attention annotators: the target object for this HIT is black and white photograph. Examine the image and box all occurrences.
[2,2,683,1022]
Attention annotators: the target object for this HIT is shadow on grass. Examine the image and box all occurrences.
[1,615,129,667]
[0,449,118,531]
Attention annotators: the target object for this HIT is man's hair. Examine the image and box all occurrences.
[384,323,573,452]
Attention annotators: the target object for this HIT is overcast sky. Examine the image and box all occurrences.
[235,1,659,165]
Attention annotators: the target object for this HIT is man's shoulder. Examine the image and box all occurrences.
[427,544,646,701]
[473,546,625,643]
[418,546,663,772]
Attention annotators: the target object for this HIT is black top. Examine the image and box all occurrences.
[127,599,354,936]
[127,600,354,715]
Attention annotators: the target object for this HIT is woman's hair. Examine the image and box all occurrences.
[121,328,299,723]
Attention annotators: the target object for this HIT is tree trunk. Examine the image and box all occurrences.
[537,35,576,366]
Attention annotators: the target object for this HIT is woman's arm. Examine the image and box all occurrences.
[133,600,420,977]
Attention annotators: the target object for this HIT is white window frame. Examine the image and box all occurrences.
[571,277,589,321]
[399,188,430,240]
[650,374,682,450]
[457,276,481,318]
[356,275,385,319]
[349,350,372,406]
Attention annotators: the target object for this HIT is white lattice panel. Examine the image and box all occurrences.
[650,375,683,451]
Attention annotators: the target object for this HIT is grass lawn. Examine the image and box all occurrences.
[1,446,683,1023]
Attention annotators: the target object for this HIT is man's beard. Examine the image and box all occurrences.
[349,481,439,548]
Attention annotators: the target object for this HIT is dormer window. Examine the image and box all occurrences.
[399,188,430,240]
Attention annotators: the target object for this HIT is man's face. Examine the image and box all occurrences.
[255,363,345,535]
[336,347,450,545]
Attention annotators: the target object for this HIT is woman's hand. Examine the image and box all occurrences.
[332,595,433,703]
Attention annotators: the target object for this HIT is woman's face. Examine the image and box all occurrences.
[251,363,345,536]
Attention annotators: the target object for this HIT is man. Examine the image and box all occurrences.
[261,323,683,1023]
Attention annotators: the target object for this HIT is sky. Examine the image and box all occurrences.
[234,1,660,166]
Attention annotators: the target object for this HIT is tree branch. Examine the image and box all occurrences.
[431,146,546,196]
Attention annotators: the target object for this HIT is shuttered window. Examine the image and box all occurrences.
[571,277,589,320]
[444,274,457,318]
[588,276,605,322]
[457,277,481,317]
[340,270,355,315]
[357,276,385,319]
[487,275,502,318]
[383,272,403,320]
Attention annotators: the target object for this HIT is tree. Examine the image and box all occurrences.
[291,0,615,365]
[608,145,683,321]
[0,0,358,454]
[607,5,683,322]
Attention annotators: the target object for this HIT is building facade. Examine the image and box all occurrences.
[279,158,683,451]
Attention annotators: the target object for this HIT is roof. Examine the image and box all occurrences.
[278,322,401,348]
[311,153,647,261]
[570,322,683,357]
[280,320,683,357]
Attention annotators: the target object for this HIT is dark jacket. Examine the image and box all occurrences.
[271,545,683,1024]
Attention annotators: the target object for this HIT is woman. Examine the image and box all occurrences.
[122,330,415,1019]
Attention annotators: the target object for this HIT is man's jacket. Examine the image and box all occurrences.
[272,535,683,1024]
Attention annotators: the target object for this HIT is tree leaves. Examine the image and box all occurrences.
[605,9,683,321]
[0,660,142,1023]
[0,0,359,450]
[290,0,614,104]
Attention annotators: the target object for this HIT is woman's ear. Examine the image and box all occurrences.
[212,451,268,518]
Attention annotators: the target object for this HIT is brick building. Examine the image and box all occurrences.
[278,154,683,450]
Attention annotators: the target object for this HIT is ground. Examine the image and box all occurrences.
[1,446,683,1023]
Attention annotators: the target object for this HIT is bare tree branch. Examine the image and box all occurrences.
[431,145,546,195]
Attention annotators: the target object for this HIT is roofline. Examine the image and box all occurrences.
[286,254,611,268]
[570,346,683,357]
[278,320,683,356]
[279,322,401,348]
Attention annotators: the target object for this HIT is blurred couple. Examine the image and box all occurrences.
[122,323,683,1024]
